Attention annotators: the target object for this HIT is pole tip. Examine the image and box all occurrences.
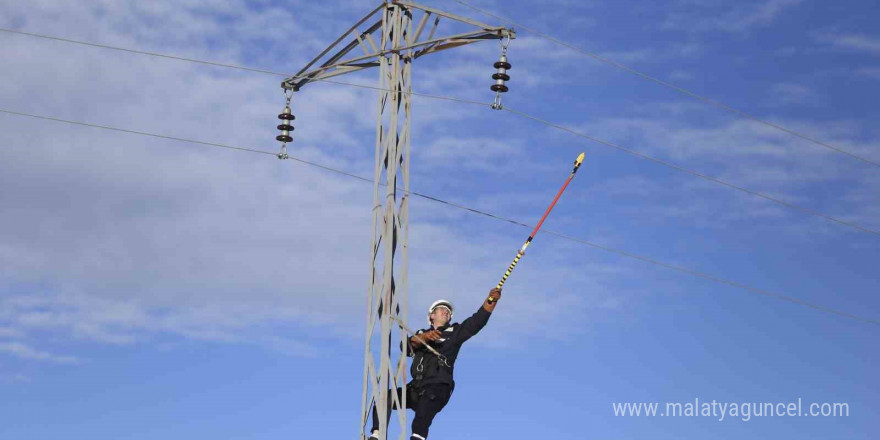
[575,152,585,166]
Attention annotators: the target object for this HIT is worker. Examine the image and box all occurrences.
[368,287,502,440]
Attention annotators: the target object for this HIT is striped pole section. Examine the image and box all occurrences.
[490,152,586,302]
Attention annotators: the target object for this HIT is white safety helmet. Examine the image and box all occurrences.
[428,299,454,325]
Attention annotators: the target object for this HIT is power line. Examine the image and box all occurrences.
[448,0,880,169]
[0,27,488,107]
[503,106,880,236]
[1,107,877,327]
[3,27,877,236]
[0,27,288,76]
[0,109,276,157]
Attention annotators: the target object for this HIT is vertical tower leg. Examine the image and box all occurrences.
[361,3,412,440]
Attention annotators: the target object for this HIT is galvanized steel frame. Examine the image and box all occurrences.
[361,7,411,440]
[281,3,513,439]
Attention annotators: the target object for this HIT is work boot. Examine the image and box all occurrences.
[368,430,380,440]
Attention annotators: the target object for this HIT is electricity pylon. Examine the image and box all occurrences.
[280,2,513,439]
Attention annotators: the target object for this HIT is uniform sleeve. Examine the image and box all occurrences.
[402,338,414,357]
[456,306,491,344]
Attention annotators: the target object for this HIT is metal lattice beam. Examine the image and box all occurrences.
[359,6,412,439]
[283,2,513,439]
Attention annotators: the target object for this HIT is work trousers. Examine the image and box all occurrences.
[371,382,453,439]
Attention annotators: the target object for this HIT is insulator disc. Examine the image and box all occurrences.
[278,113,296,120]
[492,73,510,81]
[493,61,512,69]
[276,135,293,143]
[490,84,509,93]
[277,124,295,131]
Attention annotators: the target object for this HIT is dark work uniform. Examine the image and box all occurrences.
[371,306,492,439]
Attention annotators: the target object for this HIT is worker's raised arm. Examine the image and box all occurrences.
[457,288,501,343]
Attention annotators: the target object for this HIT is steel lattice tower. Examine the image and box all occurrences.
[281,3,513,438]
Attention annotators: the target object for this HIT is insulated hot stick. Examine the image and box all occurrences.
[489,152,586,303]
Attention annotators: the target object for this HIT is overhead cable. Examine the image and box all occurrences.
[1,107,877,327]
[1,27,875,236]
[503,106,880,236]
[447,0,880,169]
[0,27,487,107]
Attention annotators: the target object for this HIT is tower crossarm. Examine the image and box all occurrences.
[282,0,514,91]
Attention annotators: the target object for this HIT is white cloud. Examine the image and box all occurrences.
[0,372,32,384]
[767,82,819,106]
[598,43,703,64]
[419,136,522,169]
[818,33,880,55]
[574,111,880,232]
[855,67,880,79]
[840,172,880,228]
[669,70,695,81]
[662,0,803,33]
[0,341,79,364]
[0,327,25,338]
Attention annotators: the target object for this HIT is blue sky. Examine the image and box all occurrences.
[1,0,878,438]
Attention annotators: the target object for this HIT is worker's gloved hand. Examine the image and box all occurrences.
[487,288,502,303]
[417,329,442,342]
